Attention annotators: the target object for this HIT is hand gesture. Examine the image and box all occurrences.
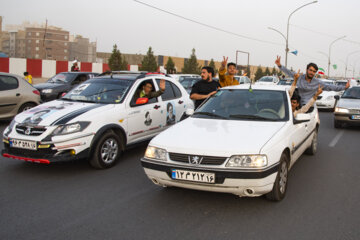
[294,70,300,82]
[275,56,281,67]
[345,80,351,89]
[221,56,228,68]
[316,84,323,96]
[159,79,166,91]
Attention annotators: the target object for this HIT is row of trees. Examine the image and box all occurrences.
[108,44,279,79]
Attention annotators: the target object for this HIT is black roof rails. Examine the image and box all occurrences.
[136,72,172,79]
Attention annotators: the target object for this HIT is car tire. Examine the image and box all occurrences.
[89,130,123,169]
[305,129,318,155]
[266,153,289,201]
[334,120,341,129]
[18,102,36,113]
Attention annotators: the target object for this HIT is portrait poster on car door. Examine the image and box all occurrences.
[166,102,175,126]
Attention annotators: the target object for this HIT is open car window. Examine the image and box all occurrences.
[130,79,158,107]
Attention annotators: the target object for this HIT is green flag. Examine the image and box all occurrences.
[333,64,337,70]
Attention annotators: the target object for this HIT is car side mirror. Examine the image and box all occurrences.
[294,113,310,124]
[185,109,194,116]
[135,97,149,105]
[334,95,340,100]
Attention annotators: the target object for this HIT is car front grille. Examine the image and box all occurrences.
[169,153,227,165]
[15,125,47,136]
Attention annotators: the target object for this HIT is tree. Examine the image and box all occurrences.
[165,57,176,74]
[182,48,201,74]
[208,58,217,75]
[108,44,128,71]
[245,66,251,79]
[255,65,264,81]
[140,47,158,72]
[264,67,271,76]
[271,67,277,75]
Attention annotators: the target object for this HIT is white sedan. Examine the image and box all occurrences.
[141,85,319,201]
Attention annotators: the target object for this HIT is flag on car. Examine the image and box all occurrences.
[318,68,325,75]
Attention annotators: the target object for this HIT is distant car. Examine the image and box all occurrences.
[335,80,348,88]
[315,79,340,111]
[179,77,201,94]
[0,72,41,120]
[141,85,319,201]
[99,70,148,76]
[169,74,201,82]
[2,73,194,169]
[278,78,294,86]
[34,72,99,102]
[256,76,279,85]
[334,86,360,128]
[234,76,251,84]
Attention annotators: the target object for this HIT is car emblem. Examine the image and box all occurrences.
[25,127,32,135]
[189,155,202,165]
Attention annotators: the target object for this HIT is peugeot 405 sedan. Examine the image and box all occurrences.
[334,86,360,128]
[141,85,319,201]
[2,73,194,169]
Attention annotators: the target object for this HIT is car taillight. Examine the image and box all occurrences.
[33,90,40,95]
[61,92,67,97]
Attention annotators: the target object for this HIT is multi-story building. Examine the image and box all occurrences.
[69,35,96,62]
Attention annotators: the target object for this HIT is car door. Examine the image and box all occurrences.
[156,79,185,127]
[0,75,20,116]
[126,78,164,143]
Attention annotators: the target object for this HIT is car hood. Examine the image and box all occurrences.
[337,98,360,109]
[151,117,286,156]
[34,82,65,90]
[14,100,111,126]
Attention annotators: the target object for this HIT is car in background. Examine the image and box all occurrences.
[2,73,194,169]
[255,76,279,85]
[99,70,148,76]
[278,78,294,86]
[334,86,360,128]
[335,80,348,88]
[234,76,251,84]
[169,74,201,82]
[179,77,201,94]
[33,72,99,102]
[315,79,340,111]
[141,85,319,201]
[0,72,41,120]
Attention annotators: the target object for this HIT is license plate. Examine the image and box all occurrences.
[10,139,37,150]
[352,115,360,120]
[171,169,215,183]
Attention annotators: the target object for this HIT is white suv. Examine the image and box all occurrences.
[2,73,194,169]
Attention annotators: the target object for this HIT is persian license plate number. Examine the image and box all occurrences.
[171,169,215,183]
[10,139,37,150]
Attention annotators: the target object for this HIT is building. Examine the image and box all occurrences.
[25,27,69,60]
[69,35,96,62]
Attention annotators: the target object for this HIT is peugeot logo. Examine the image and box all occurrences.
[189,155,202,165]
[25,127,32,135]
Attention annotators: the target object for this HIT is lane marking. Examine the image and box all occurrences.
[328,130,344,147]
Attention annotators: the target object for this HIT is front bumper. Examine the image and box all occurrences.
[334,113,360,125]
[141,158,279,197]
[316,99,336,109]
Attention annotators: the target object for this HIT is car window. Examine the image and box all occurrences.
[156,79,180,101]
[180,80,190,89]
[48,73,74,83]
[171,82,182,98]
[0,75,19,91]
[130,79,158,107]
[72,74,88,85]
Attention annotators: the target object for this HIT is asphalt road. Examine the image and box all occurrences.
[1,112,359,240]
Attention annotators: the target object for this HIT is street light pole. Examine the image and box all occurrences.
[235,50,250,76]
[268,27,287,59]
[285,1,318,68]
[328,35,346,78]
[345,50,360,79]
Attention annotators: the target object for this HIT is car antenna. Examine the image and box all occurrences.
[249,79,253,93]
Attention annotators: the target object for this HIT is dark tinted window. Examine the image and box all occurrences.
[171,82,182,98]
[159,80,175,100]
[0,75,19,91]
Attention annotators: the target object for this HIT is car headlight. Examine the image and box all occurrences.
[52,122,90,135]
[144,146,167,161]
[226,155,268,168]
[42,89,53,94]
[4,119,16,137]
[335,107,349,113]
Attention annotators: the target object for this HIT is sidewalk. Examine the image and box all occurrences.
[33,78,48,84]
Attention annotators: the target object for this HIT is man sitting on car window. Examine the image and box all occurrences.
[134,79,166,100]
[289,70,323,117]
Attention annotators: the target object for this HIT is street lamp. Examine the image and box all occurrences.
[268,27,287,59]
[345,50,360,78]
[328,35,346,77]
[235,50,250,76]
[285,1,318,68]
[352,58,360,78]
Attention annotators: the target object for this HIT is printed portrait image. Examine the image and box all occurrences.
[166,102,176,126]
[144,111,152,126]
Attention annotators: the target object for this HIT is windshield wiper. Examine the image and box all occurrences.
[83,89,124,97]
[229,114,278,121]
[55,79,66,83]
[193,111,228,119]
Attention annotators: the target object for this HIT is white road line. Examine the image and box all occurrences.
[328,130,344,147]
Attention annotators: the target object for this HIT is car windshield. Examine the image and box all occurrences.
[278,80,293,85]
[62,79,133,104]
[336,81,347,87]
[47,73,74,83]
[258,77,274,82]
[193,89,289,121]
[342,88,360,99]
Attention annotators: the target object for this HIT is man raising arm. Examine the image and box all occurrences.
[218,56,239,87]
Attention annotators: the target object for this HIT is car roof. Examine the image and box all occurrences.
[58,72,98,74]
[222,84,287,91]
[93,73,175,81]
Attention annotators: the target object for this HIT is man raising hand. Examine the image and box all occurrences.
[218,56,239,87]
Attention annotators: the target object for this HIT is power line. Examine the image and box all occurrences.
[133,0,283,47]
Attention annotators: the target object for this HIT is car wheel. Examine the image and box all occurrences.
[90,130,123,169]
[18,102,37,113]
[334,120,341,128]
[305,129,318,155]
[266,153,289,201]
